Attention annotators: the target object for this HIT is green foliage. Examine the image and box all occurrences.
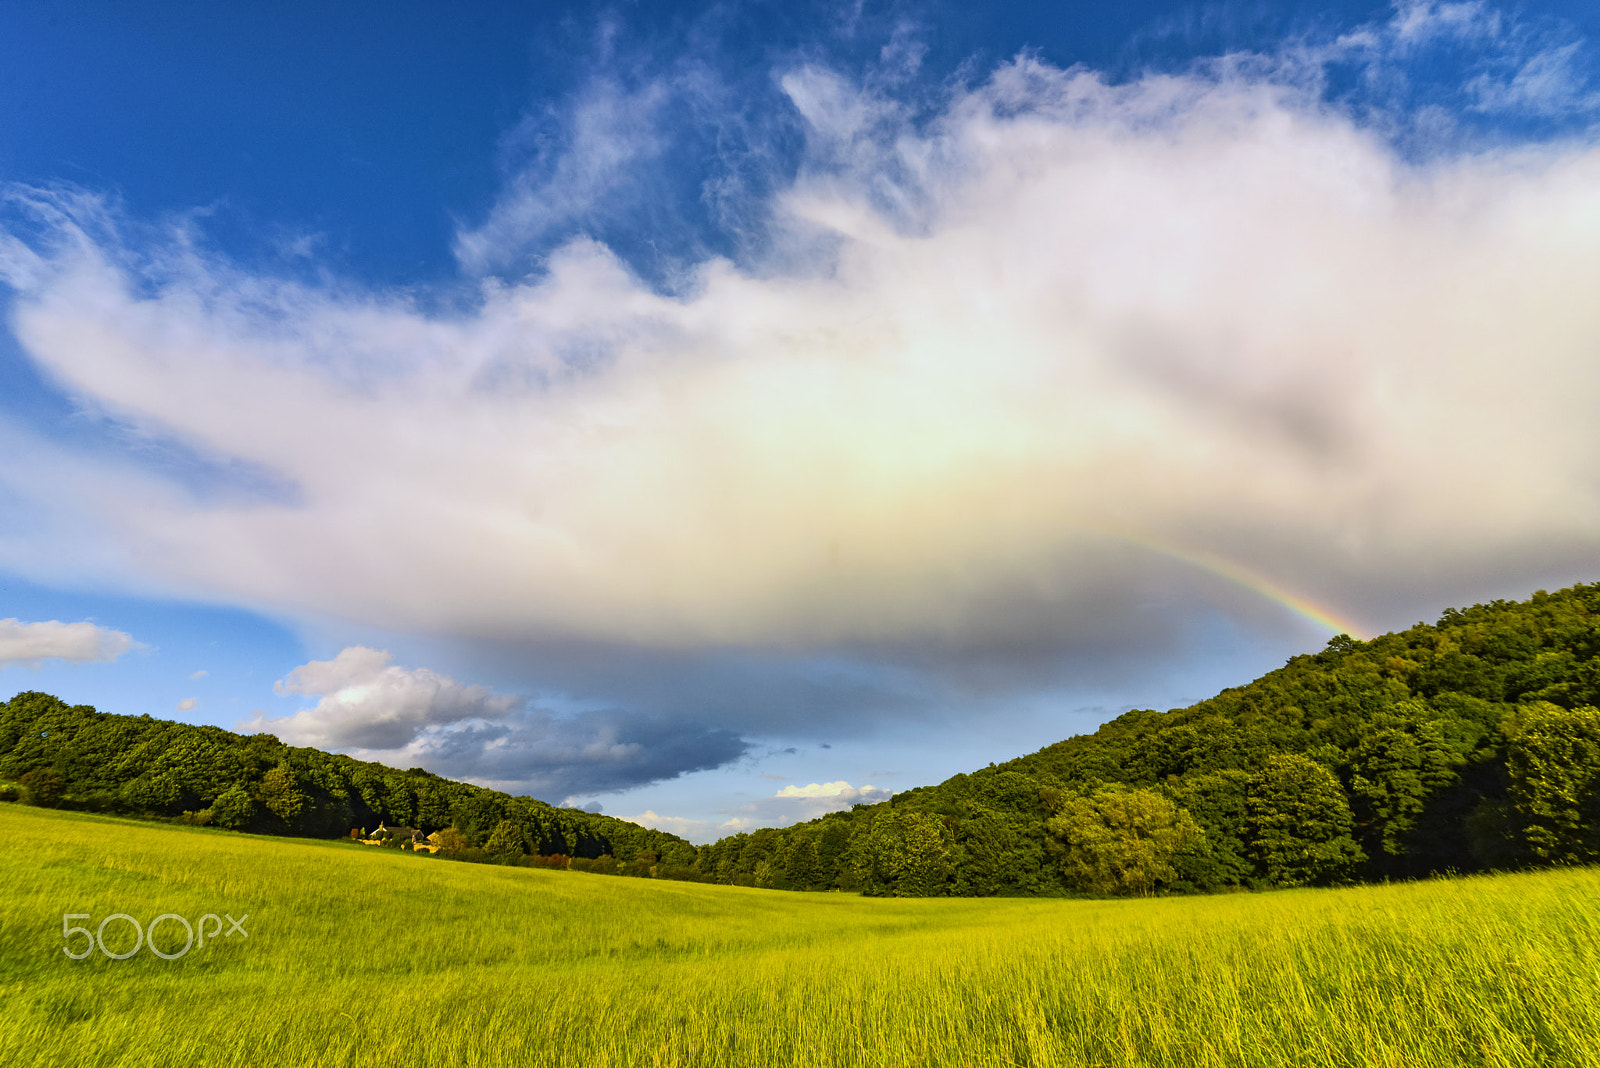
[1045,786,1202,896]
[1503,702,1600,863]
[1248,755,1365,887]
[486,818,528,864]
[432,827,471,853]
[18,766,63,807]
[1465,798,1525,869]
[1347,710,1468,857]
[1163,771,1254,891]
[0,690,689,867]
[852,809,953,896]
[210,783,256,831]
[257,763,308,825]
[10,580,1600,900]
[716,582,1600,896]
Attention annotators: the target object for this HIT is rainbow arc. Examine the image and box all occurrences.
[1093,527,1368,640]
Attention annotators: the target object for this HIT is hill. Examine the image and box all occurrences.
[6,803,1600,1067]
[694,582,1600,895]
[6,581,1600,897]
[0,690,695,867]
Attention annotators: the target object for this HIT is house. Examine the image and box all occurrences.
[358,819,426,847]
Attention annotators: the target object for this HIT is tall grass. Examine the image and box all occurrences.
[4,803,1598,1067]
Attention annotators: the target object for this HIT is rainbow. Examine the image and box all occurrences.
[1091,526,1368,640]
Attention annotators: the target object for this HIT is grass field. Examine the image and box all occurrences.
[4,803,1599,1068]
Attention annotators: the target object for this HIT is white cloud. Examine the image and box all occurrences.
[176,697,197,712]
[244,647,746,797]
[189,669,208,680]
[1335,1,1600,125]
[627,809,712,839]
[251,646,522,750]
[723,780,892,834]
[0,617,138,668]
[454,77,671,275]
[630,780,893,843]
[774,780,886,801]
[1,9,1599,683]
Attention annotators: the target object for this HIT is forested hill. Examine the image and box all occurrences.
[695,582,1600,895]
[7,582,1600,897]
[0,692,696,867]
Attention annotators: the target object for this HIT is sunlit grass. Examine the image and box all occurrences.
[4,803,1598,1067]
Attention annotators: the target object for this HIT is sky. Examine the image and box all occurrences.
[2,0,1599,842]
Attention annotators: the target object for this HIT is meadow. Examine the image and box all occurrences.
[3,803,1598,1068]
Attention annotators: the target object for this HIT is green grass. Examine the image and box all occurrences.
[4,803,1599,1068]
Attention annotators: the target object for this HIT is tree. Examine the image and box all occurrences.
[432,827,472,854]
[119,774,181,814]
[953,808,1054,896]
[1502,702,1600,863]
[779,833,819,891]
[1248,754,1364,887]
[258,764,307,826]
[1045,786,1202,896]
[852,809,953,897]
[485,819,527,864]
[1164,771,1254,891]
[1348,715,1466,858]
[210,783,256,831]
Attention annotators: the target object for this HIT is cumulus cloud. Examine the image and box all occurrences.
[774,780,887,802]
[245,647,747,797]
[1,5,1599,722]
[761,779,892,819]
[0,617,138,668]
[259,646,522,750]
[627,809,711,839]
[631,780,893,842]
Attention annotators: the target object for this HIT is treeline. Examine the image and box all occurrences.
[7,581,1600,898]
[691,582,1600,896]
[0,692,695,867]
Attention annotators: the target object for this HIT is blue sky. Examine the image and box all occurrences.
[3,0,1599,841]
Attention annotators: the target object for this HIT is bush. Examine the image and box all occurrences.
[431,827,472,853]
[520,853,571,870]
[74,790,118,813]
[569,856,622,875]
[0,782,20,803]
[19,767,65,808]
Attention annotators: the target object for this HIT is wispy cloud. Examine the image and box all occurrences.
[454,77,673,276]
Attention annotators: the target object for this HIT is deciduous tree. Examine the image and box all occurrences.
[1046,785,1201,896]
[1248,755,1364,887]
